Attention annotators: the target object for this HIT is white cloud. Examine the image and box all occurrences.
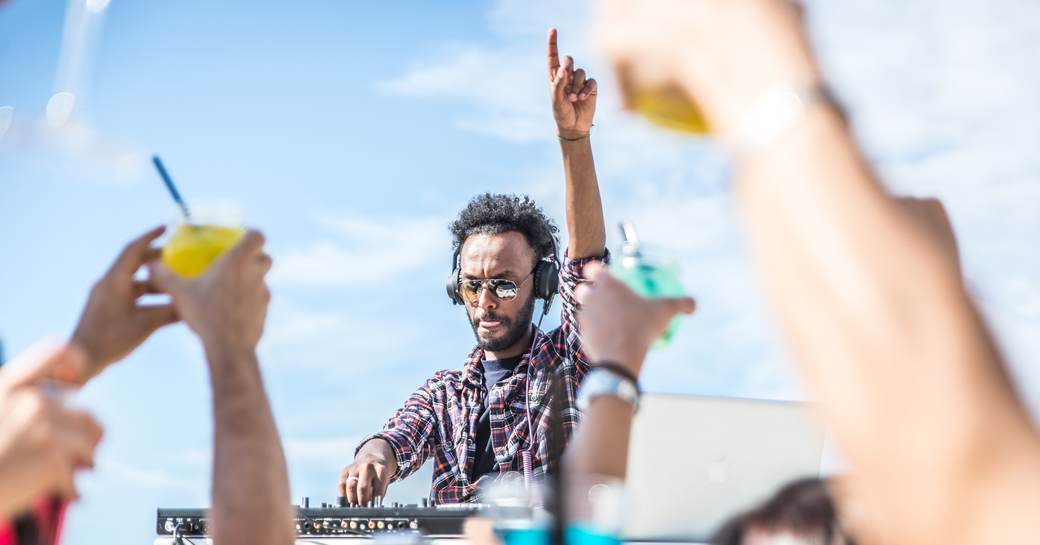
[98,459,201,491]
[170,437,362,473]
[172,447,210,465]
[375,2,597,143]
[378,44,550,142]
[270,213,448,289]
[0,117,149,183]
[260,297,422,373]
[284,436,363,471]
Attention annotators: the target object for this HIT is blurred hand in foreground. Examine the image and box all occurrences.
[597,0,820,135]
[0,343,103,518]
[149,230,272,357]
[71,226,179,384]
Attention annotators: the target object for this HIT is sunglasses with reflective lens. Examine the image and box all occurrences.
[460,274,533,304]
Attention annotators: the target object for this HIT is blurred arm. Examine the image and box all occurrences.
[207,345,294,545]
[734,101,1040,545]
[595,0,1040,541]
[565,264,693,483]
[564,396,633,479]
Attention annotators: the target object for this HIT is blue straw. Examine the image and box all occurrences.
[152,155,191,220]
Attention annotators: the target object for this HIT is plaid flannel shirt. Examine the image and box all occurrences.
[357,252,607,503]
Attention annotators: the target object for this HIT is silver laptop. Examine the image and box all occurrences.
[622,393,825,541]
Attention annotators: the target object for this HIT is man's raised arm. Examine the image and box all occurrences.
[547,28,606,259]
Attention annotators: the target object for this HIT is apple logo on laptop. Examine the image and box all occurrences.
[707,457,729,484]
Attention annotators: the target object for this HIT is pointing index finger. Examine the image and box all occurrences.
[547,27,560,81]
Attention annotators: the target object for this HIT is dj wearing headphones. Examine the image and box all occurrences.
[339,28,608,504]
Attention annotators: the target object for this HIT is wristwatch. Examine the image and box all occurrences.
[577,367,641,412]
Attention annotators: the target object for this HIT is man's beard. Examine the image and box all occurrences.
[470,294,536,352]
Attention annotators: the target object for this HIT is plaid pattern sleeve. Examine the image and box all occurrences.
[558,250,610,361]
[356,370,459,481]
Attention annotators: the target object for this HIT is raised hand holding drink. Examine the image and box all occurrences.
[162,225,245,278]
[151,156,245,278]
[609,222,687,347]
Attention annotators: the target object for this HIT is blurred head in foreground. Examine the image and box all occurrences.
[712,478,858,545]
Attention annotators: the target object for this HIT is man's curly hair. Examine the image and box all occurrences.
[450,193,559,265]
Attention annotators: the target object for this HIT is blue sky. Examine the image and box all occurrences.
[2,1,1039,544]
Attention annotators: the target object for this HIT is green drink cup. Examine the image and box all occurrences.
[609,222,686,347]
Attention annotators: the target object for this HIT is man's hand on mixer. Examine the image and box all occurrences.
[341,439,397,506]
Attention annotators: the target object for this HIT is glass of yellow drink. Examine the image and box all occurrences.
[161,202,245,278]
[629,86,710,134]
[617,66,711,135]
[610,222,688,348]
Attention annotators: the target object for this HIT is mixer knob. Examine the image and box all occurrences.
[337,496,347,507]
[421,498,428,508]
[302,497,310,509]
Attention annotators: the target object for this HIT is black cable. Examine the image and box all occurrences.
[171,522,199,545]
[546,369,567,545]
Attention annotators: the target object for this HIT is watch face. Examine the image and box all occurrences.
[578,369,639,411]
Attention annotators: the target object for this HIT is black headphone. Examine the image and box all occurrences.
[446,234,560,317]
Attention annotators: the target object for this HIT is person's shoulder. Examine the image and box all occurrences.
[428,367,464,380]
[423,368,466,389]
[531,327,574,364]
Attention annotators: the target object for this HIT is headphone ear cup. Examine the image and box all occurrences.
[446,267,463,305]
[533,260,560,301]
